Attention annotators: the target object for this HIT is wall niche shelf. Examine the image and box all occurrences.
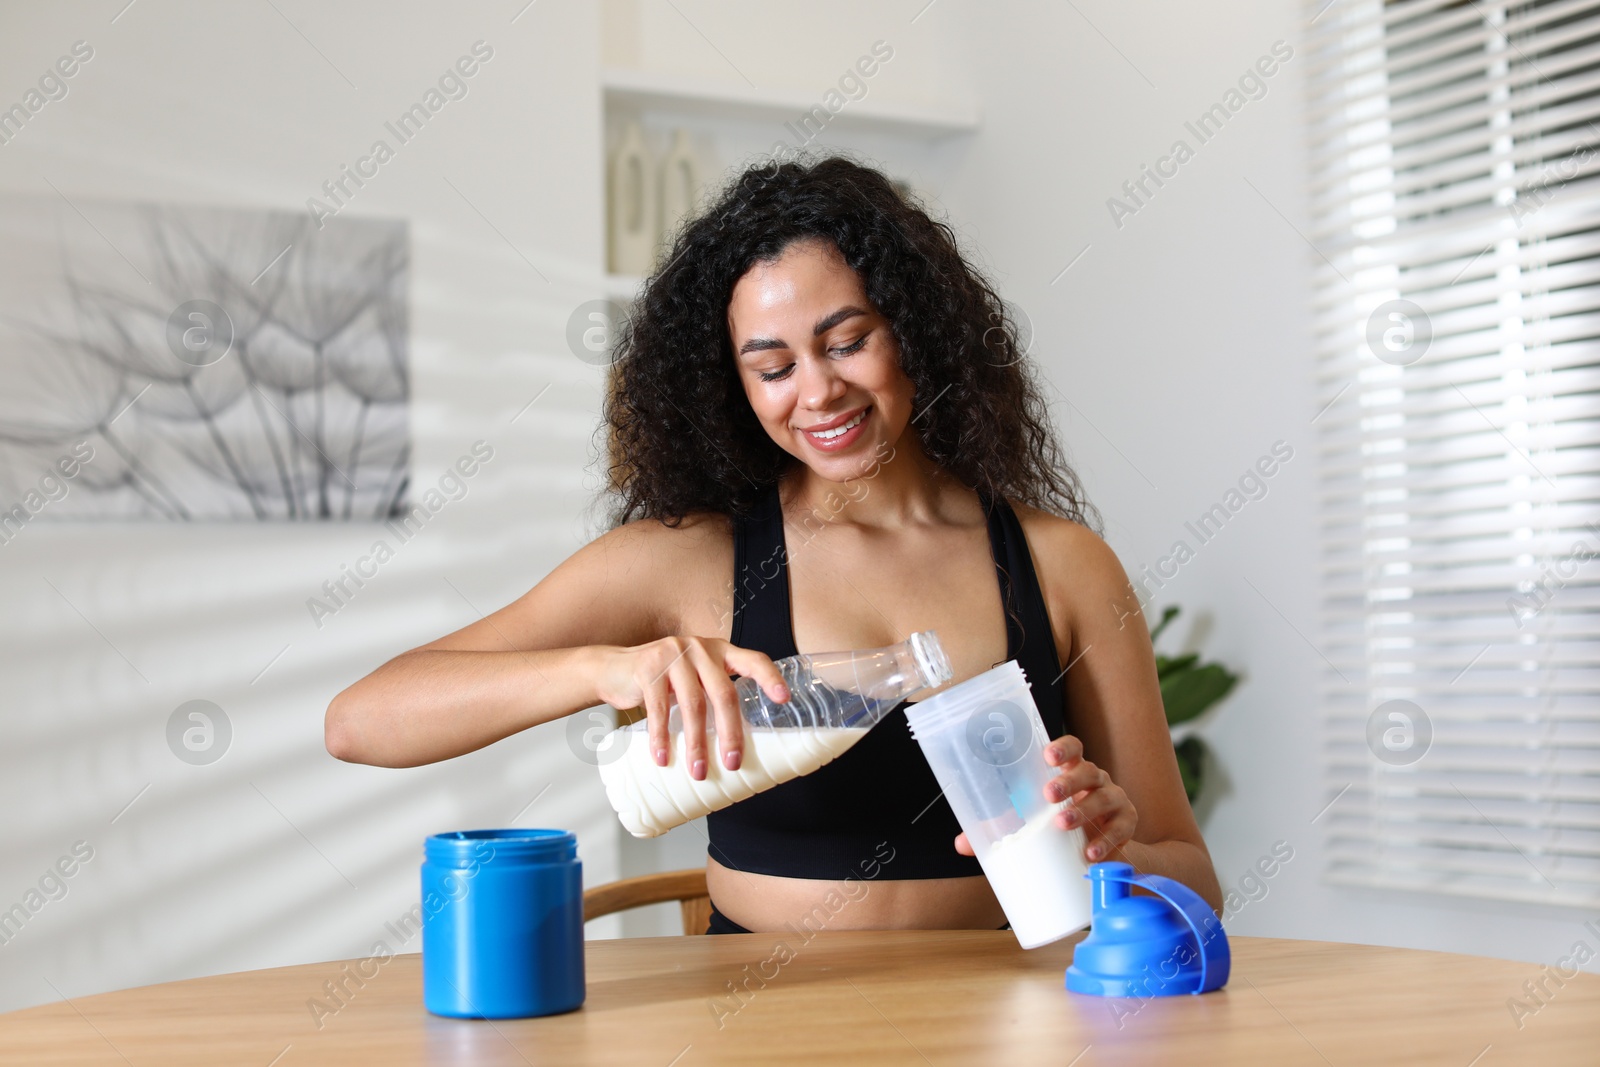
[601,66,980,139]
[598,58,978,279]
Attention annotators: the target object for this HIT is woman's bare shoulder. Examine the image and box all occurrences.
[589,509,734,565]
[1009,501,1134,630]
[574,509,736,627]
[1010,500,1115,571]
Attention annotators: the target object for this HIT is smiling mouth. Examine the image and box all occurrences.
[803,408,868,440]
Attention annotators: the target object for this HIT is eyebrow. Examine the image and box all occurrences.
[736,305,870,357]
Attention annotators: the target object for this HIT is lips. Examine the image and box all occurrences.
[799,406,870,452]
[805,410,866,439]
[801,407,868,434]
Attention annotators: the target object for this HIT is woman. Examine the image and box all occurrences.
[326,156,1223,932]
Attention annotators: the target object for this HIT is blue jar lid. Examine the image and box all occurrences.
[1065,862,1230,998]
[425,829,577,867]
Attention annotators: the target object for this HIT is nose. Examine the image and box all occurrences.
[794,354,848,411]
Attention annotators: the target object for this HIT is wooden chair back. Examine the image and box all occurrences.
[582,868,711,936]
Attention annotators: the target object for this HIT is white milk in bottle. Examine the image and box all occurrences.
[594,631,952,839]
[598,726,867,838]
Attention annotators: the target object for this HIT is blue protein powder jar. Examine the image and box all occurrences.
[421,829,585,1018]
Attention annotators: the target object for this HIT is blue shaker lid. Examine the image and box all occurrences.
[1064,862,1230,998]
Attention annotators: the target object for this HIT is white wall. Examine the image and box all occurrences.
[0,0,627,1014]
[1,0,1592,1015]
[941,0,1600,974]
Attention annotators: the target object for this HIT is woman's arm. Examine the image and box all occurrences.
[1021,510,1226,914]
[325,645,612,769]
[325,515,716,768]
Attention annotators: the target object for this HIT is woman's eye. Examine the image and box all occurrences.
[754,334,865,380]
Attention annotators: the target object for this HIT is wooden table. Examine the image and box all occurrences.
[3,930,1596,1065]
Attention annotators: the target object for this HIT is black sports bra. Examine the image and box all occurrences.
[705,484,1069,881]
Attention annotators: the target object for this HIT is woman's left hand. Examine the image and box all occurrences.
[954,734,1138,864]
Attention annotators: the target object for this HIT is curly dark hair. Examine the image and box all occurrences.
[603,152,1099,533]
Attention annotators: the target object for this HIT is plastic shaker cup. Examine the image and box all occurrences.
[905,661,1093,948]
[421,829,585,1018]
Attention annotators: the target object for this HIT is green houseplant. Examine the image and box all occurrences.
[1149,605,1239,803]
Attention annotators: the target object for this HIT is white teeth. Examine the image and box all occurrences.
[808,410,865,440]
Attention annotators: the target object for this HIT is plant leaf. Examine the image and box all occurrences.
[1157,652,1199,680]
[1161,664,1239,726]
[1149,604,1181,644]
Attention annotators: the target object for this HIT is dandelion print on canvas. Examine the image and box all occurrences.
[0,197,409,521]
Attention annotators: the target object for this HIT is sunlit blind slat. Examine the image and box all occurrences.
[1307,0,1600,908]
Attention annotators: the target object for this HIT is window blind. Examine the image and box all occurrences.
[1307,0,1600,907]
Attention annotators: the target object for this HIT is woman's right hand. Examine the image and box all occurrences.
[593,637,791,781]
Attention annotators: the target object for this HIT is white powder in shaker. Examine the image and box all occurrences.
[979,803,1094,948]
